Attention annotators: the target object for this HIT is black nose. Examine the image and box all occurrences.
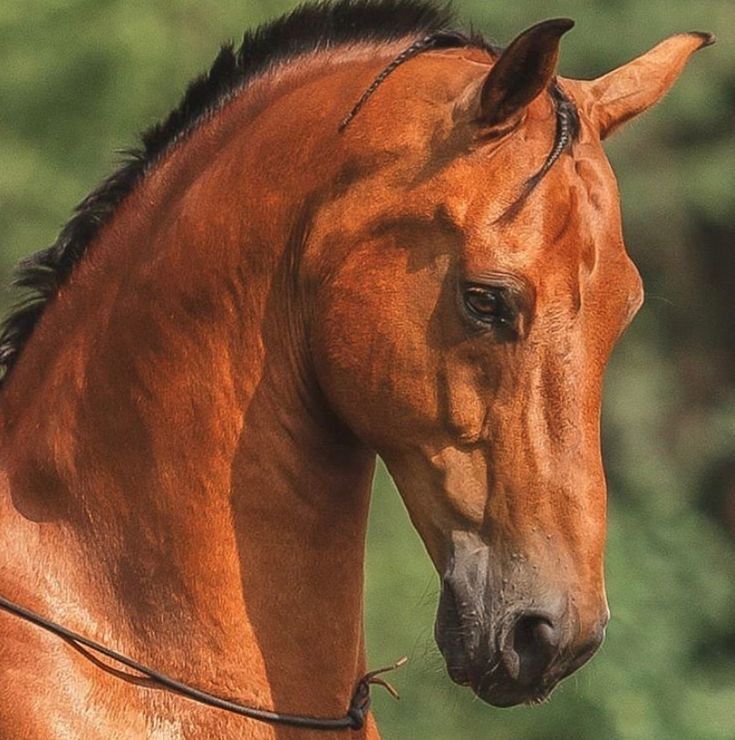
[501,612,562,687]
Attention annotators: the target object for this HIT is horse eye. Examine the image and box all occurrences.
[464,286,504,323]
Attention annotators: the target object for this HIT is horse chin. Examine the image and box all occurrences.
[470,672,555,708]
[477,688,554,709]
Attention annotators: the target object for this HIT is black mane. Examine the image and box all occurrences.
[0,0,578,384]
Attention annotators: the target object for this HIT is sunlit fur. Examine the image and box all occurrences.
[0,1,710,736]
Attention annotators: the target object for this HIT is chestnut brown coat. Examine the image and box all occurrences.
[0,2,712,737]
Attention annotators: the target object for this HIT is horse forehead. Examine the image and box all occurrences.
[453,151,617,263]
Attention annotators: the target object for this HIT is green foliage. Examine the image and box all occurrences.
[1,1,733,738]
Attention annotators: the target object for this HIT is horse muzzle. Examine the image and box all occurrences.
[434,543,608,707]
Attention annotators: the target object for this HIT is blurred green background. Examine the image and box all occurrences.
[1,1,733,738]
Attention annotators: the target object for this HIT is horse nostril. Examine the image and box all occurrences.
[502,613,561,687]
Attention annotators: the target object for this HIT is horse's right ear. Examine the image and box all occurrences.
[478,18,574,128]
[577,32,715,140]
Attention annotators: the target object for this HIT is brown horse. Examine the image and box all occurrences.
[0,1,712,737]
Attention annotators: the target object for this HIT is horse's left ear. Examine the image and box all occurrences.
[578,32,715,140]
[478,18,575,128]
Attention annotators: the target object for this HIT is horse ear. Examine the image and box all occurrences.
[479,18,574,128]
[578,32,715,140]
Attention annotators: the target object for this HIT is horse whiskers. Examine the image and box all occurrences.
[476,654,504,693]
[417,580,439,607]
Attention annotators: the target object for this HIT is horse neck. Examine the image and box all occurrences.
[0,54,380,717]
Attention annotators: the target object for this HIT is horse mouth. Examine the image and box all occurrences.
[440,645,560,707]
[439,641,557,708]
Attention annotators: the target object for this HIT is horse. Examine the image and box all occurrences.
[0,1,712,737]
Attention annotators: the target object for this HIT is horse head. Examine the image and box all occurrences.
[308,20,711,706]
